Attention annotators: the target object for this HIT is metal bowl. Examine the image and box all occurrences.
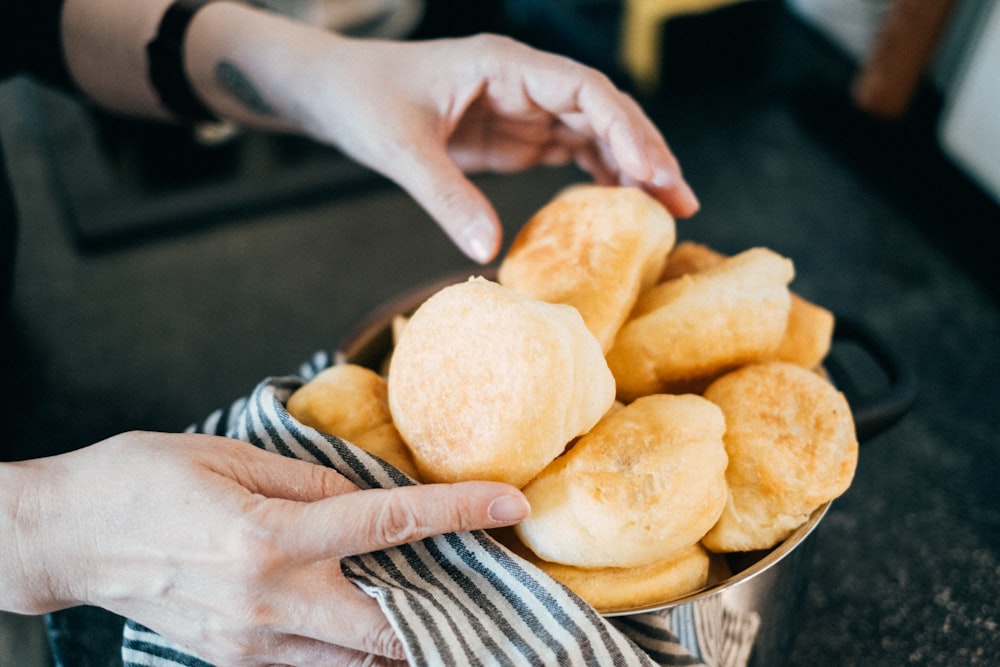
[335,271,912,667]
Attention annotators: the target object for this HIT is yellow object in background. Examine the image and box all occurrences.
[620,0,754,93]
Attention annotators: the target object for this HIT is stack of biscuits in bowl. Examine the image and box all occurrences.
[287,185,858,614]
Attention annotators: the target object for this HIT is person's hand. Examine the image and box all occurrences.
[8,431,530,666]
[287,33,700,263]
[59,3,697,263]
[182,7,699,263]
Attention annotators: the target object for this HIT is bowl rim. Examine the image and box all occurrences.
[601,500,830,616]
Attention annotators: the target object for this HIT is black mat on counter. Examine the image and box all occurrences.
[30,89,390,251]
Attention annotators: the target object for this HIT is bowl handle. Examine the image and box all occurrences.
[824,316,917,443]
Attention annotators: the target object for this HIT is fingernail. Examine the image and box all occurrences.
[680,181,701,212]
[653,168,700,214]
[459,217,498,264]
[488,494,531,523]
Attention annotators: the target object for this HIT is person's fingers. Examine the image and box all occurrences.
[572,139,619,187]
[265,480,530,562]
[204,624,406,667]
[340,481,532,553]
[639,176,701,219]
[387,142,503,263]
[233,482,528,658]
[508,50,700,217]
[274,562,407,659]
[576,90,700,217]
[273,638,406,667]
[200,435,361,502]
[559,101,700,218]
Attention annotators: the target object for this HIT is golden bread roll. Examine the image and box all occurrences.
[701,362,858,552]
[351,423,423,481]
[607,247,794,400]
[286,364,421,480]
[658,240,725,281]
[287,364,392,440]
[387,277,615,488]
[774,293,835,370]
[657,241,835,371]
[498,184,676,352]
[494,527,712,614]
[515,394,728,568]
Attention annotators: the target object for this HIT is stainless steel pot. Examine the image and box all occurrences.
[336,271,914,667]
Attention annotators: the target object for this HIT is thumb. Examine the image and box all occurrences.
[389,142,503,264]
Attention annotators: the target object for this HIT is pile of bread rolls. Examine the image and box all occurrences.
[287,184,858,614]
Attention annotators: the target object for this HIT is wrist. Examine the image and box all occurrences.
[183,2,341,134]
[0,459,78,614]
[146,0,221,122]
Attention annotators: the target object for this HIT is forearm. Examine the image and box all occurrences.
[56,0,700,258]
[59,0,334,133]
[182,2,347,134]
[60,0,174,119]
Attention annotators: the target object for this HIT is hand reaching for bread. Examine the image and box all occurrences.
[287,184,858,613]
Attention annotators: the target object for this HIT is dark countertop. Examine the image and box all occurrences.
[2,3,997,666]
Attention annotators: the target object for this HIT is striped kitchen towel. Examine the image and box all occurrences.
[121,353,757,667]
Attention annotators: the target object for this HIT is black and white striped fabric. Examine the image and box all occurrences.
[121,353,757,667]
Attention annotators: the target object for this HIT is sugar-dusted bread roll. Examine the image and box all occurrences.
[494,527,713,614]
[702,362,858,552]
[498,184,676,352]
[387,277,615,488]
[608,247,795,400]
[286,364,421,480]
[658,241,835,371]
[515,394,728,568]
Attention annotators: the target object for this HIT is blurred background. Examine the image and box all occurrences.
[2,0,998,665]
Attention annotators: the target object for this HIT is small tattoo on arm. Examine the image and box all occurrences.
[216,61,276,117]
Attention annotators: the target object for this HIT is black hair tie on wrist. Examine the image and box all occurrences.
[146,0,218,122]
